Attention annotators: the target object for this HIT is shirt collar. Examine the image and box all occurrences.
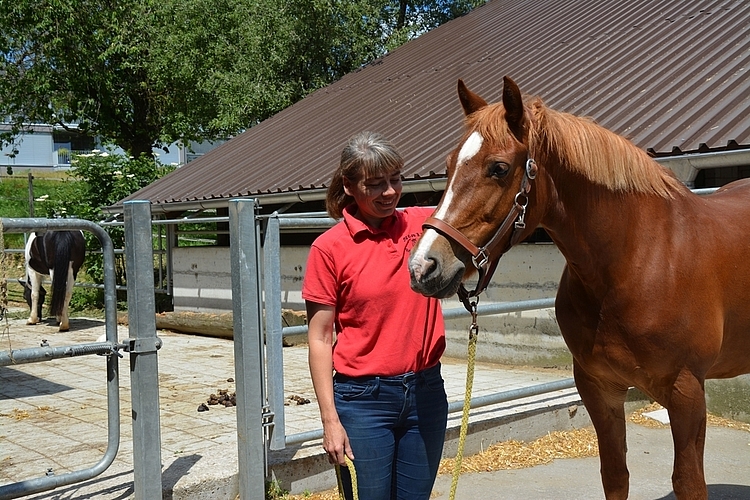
[342,204,400,237]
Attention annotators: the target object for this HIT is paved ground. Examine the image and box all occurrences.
[1,314,749,499]
[432,423,750,499]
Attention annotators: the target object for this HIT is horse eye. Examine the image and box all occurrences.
[488,161,509,179]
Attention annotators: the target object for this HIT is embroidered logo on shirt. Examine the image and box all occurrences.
[402,232,421,251]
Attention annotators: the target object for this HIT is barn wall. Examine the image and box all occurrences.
[172,241,570,366]
[172,243,565,313]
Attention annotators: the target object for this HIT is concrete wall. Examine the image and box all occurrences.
[171,242,564,315]
[172,242,571,365]
[172,245,310,313]
[172,242,750,422]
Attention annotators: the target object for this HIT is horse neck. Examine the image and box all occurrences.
[530,126,680,291]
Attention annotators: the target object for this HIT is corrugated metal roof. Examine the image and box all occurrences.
[118,0,750,212]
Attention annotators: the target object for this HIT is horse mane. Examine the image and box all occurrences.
[466,98,685,199]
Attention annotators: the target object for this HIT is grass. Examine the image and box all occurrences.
[0,171,75,248]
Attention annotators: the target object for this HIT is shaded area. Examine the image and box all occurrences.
[0,367,72,399]
[657,484,750,500]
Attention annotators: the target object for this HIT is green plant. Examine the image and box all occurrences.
[36,149,175,309]
[265,479,291,499]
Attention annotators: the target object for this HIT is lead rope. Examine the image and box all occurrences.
[449,297,479,500]
[334,298,478,500]
[335,455,358,500]
[0,220,11,355]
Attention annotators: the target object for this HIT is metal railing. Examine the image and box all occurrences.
[260,212,575,451]
[0,218,120,500]
[0,205,163,500]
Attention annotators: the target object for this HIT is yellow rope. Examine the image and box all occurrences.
[0,219,10,354]
[449,307,479,500]
[335,455,358,500]
[0,219,6,317]
[334,304,478,500]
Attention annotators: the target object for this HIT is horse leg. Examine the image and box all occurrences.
[26,270,43,325]
[574,362,630,499]
[666,369,708,500]
[58,262,75,332]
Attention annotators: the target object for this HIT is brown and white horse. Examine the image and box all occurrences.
[409,76,750,499]
[24,230,86,332]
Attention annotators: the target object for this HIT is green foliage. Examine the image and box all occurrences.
[35,151,174,308]
[1,0,487,160]
[265,479,290,499]
[0,175,67,247]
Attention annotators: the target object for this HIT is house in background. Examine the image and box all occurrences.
[104,0,750,315]
[0,122,223,171]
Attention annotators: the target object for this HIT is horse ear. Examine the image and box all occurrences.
[457,79,488,116]
[502,76,526,140]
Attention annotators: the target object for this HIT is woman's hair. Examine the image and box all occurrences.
[325,131,404,219]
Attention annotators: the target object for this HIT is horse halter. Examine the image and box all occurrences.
[423,157,538,312]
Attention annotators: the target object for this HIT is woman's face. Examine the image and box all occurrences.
[344,169,403,227]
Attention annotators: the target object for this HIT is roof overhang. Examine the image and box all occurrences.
[103,177,448,216]
[103,148,750,217]
[655,148,750,186]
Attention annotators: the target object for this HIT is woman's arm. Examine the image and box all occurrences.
[306,300,354,465]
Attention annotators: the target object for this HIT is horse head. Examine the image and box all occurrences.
[409,76,546,300]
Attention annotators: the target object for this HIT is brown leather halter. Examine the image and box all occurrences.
[422,158,537,312]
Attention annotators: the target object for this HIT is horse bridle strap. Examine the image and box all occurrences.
[423,158,537,311]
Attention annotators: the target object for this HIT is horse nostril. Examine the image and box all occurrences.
[410,255,437,283]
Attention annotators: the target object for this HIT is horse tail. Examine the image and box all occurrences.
[50,232,75,318]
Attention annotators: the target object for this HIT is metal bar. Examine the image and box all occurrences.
[228,199,267,499]
[264,214,287,451]
[443,297,557,320]
[285,378,577,447]
[124,201,163,499]
[276,298,557,341]
[0,342,117,366]
[166,223,175,296]
[278,217,337,230]
[0,217,120,500]
[446,378,577,413]
[27,173,34,217]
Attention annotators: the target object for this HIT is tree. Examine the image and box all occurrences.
[39,149,175,307]
[1,0,486,163]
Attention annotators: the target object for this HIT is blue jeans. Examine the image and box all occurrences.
[333,363,448,500]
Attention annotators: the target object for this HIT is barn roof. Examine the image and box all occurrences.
[113,0,750,214]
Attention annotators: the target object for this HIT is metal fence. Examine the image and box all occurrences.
[0,202,163,499]
[1,187,719,499]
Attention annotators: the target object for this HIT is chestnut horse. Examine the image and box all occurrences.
[24,230,86,332]
[409,77,750,499]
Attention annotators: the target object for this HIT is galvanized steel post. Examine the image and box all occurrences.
[264,214,287,450]
[124,201,163,499]
[228,199,267,499]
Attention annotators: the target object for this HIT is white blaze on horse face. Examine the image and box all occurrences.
[456,131,484,168]
[412,131,484,266]
[434,131,483,220]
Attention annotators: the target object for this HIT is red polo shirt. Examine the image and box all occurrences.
[302,205,445,377]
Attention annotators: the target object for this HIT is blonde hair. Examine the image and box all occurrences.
[325,131,404,219]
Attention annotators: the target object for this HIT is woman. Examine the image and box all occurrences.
[302,131,448,500]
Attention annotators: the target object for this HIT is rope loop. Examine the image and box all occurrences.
[336,455,358,500]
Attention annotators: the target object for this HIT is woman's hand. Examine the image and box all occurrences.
[306,301,354,466]
[322,419,354,465]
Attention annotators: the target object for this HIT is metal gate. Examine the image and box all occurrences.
[0,201,163,499]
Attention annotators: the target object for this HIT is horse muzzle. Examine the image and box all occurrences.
[408,233,466,298]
